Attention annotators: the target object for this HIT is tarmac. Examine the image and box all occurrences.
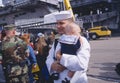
[88,36,120,83]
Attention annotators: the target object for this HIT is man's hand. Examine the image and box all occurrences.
[56,50,62,61]
[51,61,66,73]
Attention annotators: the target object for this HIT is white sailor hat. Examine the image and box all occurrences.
[54,10,72,21]
[37,33,44,37]
[15,31,21,36]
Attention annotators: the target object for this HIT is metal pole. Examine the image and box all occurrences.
[58,0,64,11]
[62,0,65,10]
[90,11,94,28]
[91,21,94,28]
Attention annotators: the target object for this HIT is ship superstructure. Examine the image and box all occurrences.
[70,0,120,32]
[0,0,120,33]
[0,0,58,32]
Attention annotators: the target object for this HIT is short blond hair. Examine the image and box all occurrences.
[65,23,81,36]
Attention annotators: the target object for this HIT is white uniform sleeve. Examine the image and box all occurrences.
[60,37,91,71]
[46,42,61,74]
[46,43,55,75]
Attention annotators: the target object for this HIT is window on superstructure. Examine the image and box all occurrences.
[39,16,43,18]
[14,14,19,17]
[30,9,36,13]
[2,18,6,21]
[19,12,26,15]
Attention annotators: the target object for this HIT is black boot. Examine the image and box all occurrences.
[62,78,70,83]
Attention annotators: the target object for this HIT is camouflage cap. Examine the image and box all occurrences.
[4,24,16,31]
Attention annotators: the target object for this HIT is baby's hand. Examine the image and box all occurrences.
[68,71,75,78]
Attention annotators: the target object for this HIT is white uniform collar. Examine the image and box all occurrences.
[59,34,79,44]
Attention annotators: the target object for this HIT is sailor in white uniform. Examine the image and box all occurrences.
[46,10,91,83]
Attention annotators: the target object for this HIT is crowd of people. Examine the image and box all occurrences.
[0,10,90,83]
[0,26,54,83]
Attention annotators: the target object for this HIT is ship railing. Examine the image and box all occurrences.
[78,11,117,23]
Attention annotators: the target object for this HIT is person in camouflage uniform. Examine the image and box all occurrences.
[1,24,29,83]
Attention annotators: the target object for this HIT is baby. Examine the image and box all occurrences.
[56,23,82,82]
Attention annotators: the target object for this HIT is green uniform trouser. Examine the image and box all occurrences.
[3,63,29,83]
[6,73,29,83]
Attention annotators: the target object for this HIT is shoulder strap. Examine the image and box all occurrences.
[53,39,58,60]
[54,39,58,50]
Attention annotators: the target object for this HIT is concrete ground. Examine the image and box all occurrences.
[88,36,120,83]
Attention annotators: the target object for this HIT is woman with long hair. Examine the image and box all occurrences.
[35,33,50,83]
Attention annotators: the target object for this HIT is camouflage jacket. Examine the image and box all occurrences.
[2,36,29,64]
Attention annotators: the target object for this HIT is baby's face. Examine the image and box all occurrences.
[64,28,72,35]
[65,22,81,36]
[65,26,80,36]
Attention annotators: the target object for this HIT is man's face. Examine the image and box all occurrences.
[56,19,71,34]
[5,29,15,37]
